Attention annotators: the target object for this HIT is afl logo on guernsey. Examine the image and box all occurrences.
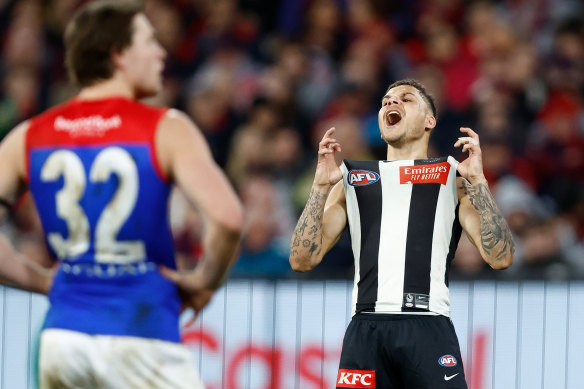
[438,355,457,367]
[348,170,380,186]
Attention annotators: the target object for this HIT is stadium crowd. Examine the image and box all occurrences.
[0,0,583,280]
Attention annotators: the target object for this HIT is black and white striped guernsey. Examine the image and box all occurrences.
[340,156,462,317]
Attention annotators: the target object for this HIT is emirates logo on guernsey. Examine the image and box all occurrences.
[336,369,376,388]
[399,161,450,185]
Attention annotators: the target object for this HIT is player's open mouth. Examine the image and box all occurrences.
[386,110,402,126]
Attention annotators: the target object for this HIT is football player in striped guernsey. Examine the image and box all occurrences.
[0,1,243,388]
[290,79,514,389]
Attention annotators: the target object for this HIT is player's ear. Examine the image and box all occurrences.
[425,114,436,131]
[111,49,126,71]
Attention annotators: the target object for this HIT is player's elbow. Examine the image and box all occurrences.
[490,254,513,270]
[289,250,322,273]
[289,256,309,272]
[220,203,244,237]
[209,201,244,240]
[289,260,310,273]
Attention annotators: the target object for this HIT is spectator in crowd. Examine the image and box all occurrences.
[0,0,582,280]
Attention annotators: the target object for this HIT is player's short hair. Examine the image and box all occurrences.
[64,0,144,87]
[386,79,437,119]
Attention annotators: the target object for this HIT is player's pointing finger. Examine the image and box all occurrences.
[324,127,336,138]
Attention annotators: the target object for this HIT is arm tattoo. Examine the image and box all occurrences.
[290,188,327,258]
[462,179,515,261]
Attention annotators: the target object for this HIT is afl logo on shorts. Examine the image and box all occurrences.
[348,170,379,186]
[438,355,457,367]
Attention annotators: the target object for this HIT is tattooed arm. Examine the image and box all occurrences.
[454,127,514,269]
[290,127,348,272]
[458,178,514,269]
[289,183,347,272]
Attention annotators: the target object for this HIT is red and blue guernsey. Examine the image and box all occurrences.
[26,97,181,342]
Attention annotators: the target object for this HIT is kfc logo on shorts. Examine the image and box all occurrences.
[348,170,379,186]
[336,369,376,388]
[400,162,450,185]
[438,355,458,367]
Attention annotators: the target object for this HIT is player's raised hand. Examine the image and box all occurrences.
[314,127,342,188]
[454,127,486,184]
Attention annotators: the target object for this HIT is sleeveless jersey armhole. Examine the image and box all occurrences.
[150,108,170,183]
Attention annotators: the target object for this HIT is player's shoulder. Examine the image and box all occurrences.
[159,108,192,125]
[445,155,459,168]
[157,109,200,137]
[10,120,30,135]
[0,120,30,147]
[154,109,210,181]
[155,109,205,153]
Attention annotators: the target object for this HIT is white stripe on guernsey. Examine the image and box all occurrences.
[375,160,414,313]
[428,158,459,317]
[447,156,460,172]
[341,162,361,316]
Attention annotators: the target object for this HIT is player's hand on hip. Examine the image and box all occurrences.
[180,288,214,320]
[454,127,486,184]
[159,266,214,318]
[41,264,57,295]
[314,127,342,188]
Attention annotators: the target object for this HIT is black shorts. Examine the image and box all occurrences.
[336,313,467,389]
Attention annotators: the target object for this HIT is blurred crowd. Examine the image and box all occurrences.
[1,0,583,280]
